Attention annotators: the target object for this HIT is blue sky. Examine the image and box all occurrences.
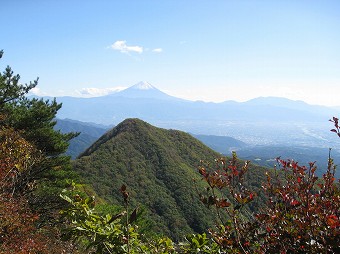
[1,0,340,106]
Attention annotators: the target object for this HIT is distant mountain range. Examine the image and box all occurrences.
[56,117,340,178]
[50,81,340,179]
[55,119,108,158]
[47,81,339,127]
[48,82,340,154]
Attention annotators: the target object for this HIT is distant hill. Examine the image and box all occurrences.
[55,119,108,158]
[193,133,340,178]
[73,118,267,240]
[236,145,340,179]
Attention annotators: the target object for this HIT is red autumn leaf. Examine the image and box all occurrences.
[217,199,231,208]
[232,168,239,176]
[249,193,254,200]
[326,215,340,228]
[290,200,301,207]
[311,167,317,174]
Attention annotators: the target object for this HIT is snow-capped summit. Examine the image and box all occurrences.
[107,81,180,101]
[132,81,155,90]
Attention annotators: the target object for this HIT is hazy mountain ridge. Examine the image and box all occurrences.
[51,82,340,179]
[48,84,340,152]
[47,82,339,128]
[56,117,340,178]
[55,118,108,158]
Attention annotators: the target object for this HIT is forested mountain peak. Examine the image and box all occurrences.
[79,118,156,157]
[74,118,224,240]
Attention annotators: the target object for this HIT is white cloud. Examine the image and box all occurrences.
[76,87,127,97]
[110,40,143,54]
[152,48,163,53]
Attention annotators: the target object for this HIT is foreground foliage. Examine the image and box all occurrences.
[60,184,177,253]
[195,121,340,253]
[63,149,339,253]
[0,50,78,253]
[60,183,224,254]
[0,126,46,253]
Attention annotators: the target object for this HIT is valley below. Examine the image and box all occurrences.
[54,83,340,178]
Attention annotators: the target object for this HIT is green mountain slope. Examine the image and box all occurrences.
[73,118,267,241]
[74,118,221,240]
[55,118,108,158]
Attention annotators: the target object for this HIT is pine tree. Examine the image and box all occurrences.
[0,50,79,252]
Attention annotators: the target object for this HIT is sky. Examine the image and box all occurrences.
[1,0,340,106]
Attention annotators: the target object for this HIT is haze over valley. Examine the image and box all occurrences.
[53,81,340,178]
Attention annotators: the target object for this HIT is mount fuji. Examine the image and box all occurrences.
[50,81,339,127]
[108,81,182,100]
